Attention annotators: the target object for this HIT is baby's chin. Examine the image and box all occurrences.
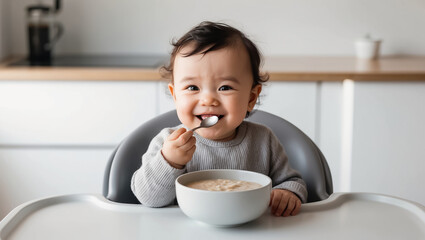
[197,129,236,142]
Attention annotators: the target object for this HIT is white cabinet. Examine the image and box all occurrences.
[0,81,159,145]
[0,80,162,220]
[318,82,343,193]
[260,82,318,141]
[0,147,112,219]
[349,82,425,205]
[318,80,425,205]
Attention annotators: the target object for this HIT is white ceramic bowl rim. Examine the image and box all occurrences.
[176,169,272,194]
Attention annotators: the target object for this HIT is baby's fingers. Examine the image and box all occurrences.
[179,135,196,151]
[274,196,289,216]
[270,193,282,215]
[282,198,296,217]
[291,200,301,216]
[167,129,194,147]
[167,128,187,141]
[175,130,194,147]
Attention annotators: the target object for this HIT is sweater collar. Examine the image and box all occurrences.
[194,121,248,147]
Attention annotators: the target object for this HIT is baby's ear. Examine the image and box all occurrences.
[248,84,262,111]
[168,83,177,101]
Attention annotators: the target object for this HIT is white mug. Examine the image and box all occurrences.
[355,35,382,60]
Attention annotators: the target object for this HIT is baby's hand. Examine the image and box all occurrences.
[269,189,301,217]
[161,128,196,169]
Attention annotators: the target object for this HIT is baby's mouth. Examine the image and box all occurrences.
[196,114,224,121]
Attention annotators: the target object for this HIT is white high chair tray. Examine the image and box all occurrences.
[0,193,424,240]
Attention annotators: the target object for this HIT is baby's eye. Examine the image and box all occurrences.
[186,85,199,91]
[218,85,233,91]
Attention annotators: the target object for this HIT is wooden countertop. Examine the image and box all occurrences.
[1,56,425,81]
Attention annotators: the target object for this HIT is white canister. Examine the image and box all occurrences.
[355,34,382,60]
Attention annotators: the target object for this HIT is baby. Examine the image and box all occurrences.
[131,21,307,217]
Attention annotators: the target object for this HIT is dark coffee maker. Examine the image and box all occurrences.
[27,0,63,65]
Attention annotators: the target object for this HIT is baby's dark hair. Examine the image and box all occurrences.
[161,21,269,87]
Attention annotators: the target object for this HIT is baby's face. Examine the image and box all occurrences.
[169,41,261,141]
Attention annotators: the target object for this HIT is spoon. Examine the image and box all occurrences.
[190,116,219,132]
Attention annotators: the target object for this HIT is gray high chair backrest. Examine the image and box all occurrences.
[103,110,333,203]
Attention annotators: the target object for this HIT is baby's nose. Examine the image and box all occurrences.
[200,92,219,106]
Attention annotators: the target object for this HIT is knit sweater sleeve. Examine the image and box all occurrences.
[267,129,308,203]
[130,127,186,207]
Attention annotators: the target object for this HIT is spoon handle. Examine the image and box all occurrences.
[190,126,202,132]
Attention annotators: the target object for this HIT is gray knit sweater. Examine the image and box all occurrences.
[131,121,308,207]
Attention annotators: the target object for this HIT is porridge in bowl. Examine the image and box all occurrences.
[186,179,262,191]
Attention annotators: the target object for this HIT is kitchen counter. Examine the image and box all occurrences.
[1,55,425,81]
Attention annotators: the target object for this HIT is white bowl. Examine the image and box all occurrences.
[175,169,272,227]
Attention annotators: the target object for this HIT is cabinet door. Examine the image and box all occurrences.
[319,82,343,193]
[259,82,318,141]
[0,81,158,146]
[350,82,425,205]
[0,147,113,220]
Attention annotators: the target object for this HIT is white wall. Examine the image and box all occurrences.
[3,0,425,57]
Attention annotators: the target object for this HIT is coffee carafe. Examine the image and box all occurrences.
[27,0,63,65]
